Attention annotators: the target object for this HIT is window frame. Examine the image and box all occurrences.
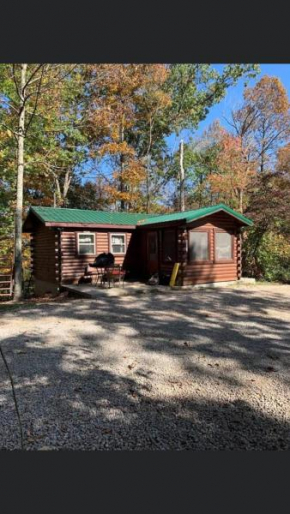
[161,228,176,264]
[76,232,96,256]
[214,229,235,263]
[188,228,212,264]
[109,233,127,255]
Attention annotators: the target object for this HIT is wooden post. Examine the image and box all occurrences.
[237,231,242,280]
[177,228,187,286]
[179,139,185,212]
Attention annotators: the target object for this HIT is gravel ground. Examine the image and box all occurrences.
[1,283,290,450]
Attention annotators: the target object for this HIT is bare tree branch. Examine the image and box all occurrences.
[25,66,45,135]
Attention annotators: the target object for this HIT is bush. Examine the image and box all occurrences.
[243,230,290,283]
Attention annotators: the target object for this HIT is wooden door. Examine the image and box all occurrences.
[147,231,158,275]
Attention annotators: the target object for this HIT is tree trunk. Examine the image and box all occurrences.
[179,139,185,212]
[63,169,72,205]
[120,117,125,211]
[239,189,243,213]
[13,64,27,301]
[146,117,153,213]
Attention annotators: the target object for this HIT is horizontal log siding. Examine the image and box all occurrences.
[182,213,239,286]
[60,228,134,283]
[30,226,59,284]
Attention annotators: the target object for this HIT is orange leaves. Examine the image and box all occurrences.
[98,141,135,158]
[85,64,171,210]
[208,134,257,212]
[277,143,290,175]
[244,76,290,116]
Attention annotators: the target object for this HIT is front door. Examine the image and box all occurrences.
[147,231,158,275]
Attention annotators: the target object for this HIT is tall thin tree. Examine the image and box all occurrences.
[14,64,27,301]
[179,139,185,211]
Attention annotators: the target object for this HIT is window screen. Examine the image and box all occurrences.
[189,231,209,261]
[78,233,95,255]
[162,230,175,262]
[111,234,126,254]
[215,232,232,260]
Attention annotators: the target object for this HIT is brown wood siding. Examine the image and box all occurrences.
[182,213,239,285]
[60,228,135,284]
[30,225,59,284]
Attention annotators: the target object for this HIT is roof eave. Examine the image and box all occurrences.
[44,222,137,229]
[138,218,187,229]
[186,207,253,227]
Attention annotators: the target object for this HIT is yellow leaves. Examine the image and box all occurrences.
[245,76,290,115]
[98,141,136,157]
[208,133,257,209]
[277,143,290,175]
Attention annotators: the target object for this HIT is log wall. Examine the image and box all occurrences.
[182,213,240,286]
[60,228,135,284]
[30,225,60,286]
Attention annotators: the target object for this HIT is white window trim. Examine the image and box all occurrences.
[109,233,126,255]
[77,232,96,256]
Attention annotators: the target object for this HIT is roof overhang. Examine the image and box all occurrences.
[137,219,187,229]
[44,222,136,229]
[185,208,253,227]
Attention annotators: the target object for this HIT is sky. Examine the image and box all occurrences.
[167,64,290,154]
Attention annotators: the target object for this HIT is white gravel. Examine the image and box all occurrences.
[1,283,290,450]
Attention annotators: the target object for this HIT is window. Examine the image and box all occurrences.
[110,234,126,254]
[189,231,209,261]
[215,232,233,260]
[162,230,176,262]
[78,233,95,255]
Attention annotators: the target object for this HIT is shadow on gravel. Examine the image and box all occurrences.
[1,287,290,449]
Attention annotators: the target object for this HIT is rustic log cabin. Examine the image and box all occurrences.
[23,203,253,294]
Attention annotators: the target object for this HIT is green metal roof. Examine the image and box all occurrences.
[30,206,152,226]
[138,203,253,227]
[28,203,253,228]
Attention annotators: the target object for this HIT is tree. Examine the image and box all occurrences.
[85,64,259,212]
[228,76,290,173]
[243,170,290,278]
[208,133,257,213]
[85,64,149,211]
[165,121,226,209]
[66,177,111,210]
[0,64,83,299]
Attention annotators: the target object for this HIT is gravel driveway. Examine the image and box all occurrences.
[1,284,290,450]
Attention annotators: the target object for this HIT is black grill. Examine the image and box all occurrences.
[91,252,115,268]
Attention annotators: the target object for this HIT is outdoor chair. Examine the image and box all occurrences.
[101,265,126,288]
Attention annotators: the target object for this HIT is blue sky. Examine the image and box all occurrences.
[167,64,290,154]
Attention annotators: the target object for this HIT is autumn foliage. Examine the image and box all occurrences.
[2,64,290,283]
[207,134,256,213]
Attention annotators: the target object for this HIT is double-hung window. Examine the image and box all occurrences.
[77,233,95,255]
[189,231,209,262]
[110,234,126,254]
